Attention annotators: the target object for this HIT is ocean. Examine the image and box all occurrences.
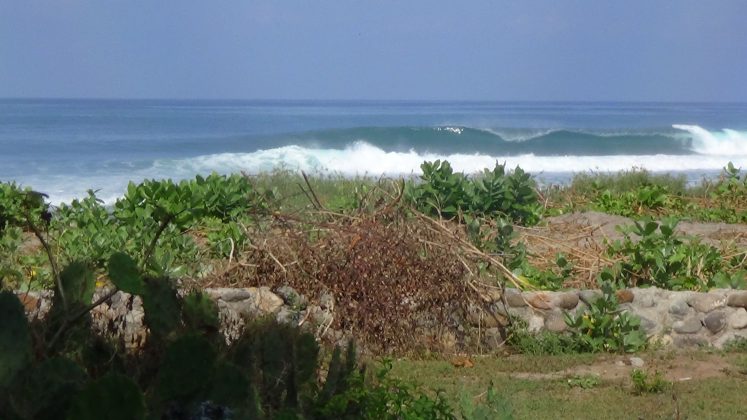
[1,99,746,205]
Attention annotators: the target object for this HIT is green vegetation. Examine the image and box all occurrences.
[391,354,747,419]
[565,283,647,353]
[1,173,271,290]
[506,285,646,355]
[0,220,501,418]
[406,160,542,225]
[566,374,600,389]
[3,160,747,417]
[602,218,746,290]
[506,317,582,356]
[630,369,671,395]
[4,160,747,294]
[548,162,747,224]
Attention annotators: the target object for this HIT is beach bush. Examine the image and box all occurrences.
[468,218,571,290]
[506,285,647,354]
[406,160,541,225]
[630,369,671,395]
[602,218,742,290]
[565,283,647,353]
[0,173,271,289]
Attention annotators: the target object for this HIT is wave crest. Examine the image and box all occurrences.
[673,124,747,155]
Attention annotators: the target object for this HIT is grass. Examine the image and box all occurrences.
[389,352,747,419]
[247,169,395,214]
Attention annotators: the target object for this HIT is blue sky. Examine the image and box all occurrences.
[1,0,746,101]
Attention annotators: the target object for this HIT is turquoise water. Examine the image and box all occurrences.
[1,99,746,204]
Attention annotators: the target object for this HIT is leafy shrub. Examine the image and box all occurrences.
[630,369,670,395]
[407,160,542,225]
[0,173,270,288]
[592,184,687,218]
[468,218,570,290]
[566,374,600,389]
[603,218,738,290]
[406,160,471,220]
[565,283,647,353]
[1,204,508,419]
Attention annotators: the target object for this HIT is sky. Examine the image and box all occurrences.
[1,0,746,102]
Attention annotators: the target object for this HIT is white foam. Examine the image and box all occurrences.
[673,124,747,155]
[21,140,747,205]
[156,141,747,175]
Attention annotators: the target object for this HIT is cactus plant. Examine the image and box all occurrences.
[181,291,220,336]
[66,373,145,420]
[0,291,30,387]
[107,252,144,295]
[155,334,216,404]
[142,277,182,342]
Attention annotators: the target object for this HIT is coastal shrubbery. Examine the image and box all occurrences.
[0,202,505,418]
[0,173,271,290]
[405,160,542,225]
[602,218,746,290]
[550,162,747,223]
[5,161,747,294]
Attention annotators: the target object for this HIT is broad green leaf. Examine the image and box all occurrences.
[108,252,144,295]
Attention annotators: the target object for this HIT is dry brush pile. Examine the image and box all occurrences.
[202,199,518,355]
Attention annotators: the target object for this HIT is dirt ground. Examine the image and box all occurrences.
[506,351,740,383]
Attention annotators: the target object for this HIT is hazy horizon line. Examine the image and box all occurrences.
[2,96,746,105]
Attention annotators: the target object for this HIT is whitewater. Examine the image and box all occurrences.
[1,100,746,204]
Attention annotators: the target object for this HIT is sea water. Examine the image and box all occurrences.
[1,99,746,204]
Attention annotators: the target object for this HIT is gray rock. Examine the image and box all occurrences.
[525,292,553,310]
[729,309,747,329]
[504,288,526,307]
[491,301,510,317]
[256,287,284,314]
[669,299,690,317]
[274,285,306,308]
[306,305,333,328]
[673,335,708,348]
[205,287,255,302]
[553,292,580,310]
[714,331,747,348]
[528,315,545,332]
[638,315,658,334]
[673,317,702,334]
[629,357,645,368]
[276,306,300,325]
[634,294,655,308]
[727,291,747,308]
[579,289,602,306]
[703,311,727,334]
[544,311,568,332]
[465,304,508,328]
[688,294,726,313]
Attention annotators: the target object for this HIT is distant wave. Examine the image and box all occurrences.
[157,142,747,176]
[14,125,747,205]
[278,126,695,156]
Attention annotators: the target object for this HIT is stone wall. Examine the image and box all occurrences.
[501,287,747,348]
[14,286,747,351]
